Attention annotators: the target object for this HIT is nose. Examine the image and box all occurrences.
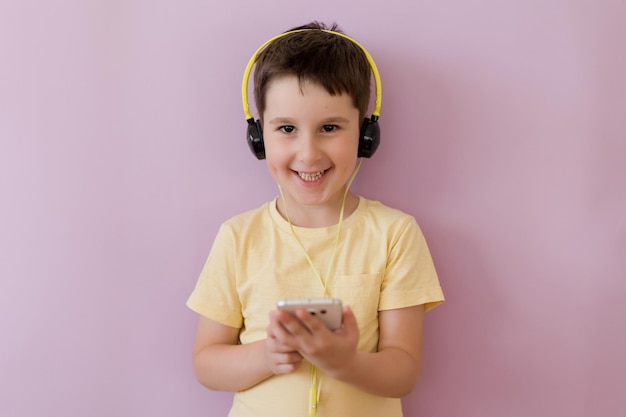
[297,132,322,163]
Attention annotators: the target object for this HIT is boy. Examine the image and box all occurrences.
[187,22,444,417]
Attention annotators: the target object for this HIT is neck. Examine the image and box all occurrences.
[276,191,359,228]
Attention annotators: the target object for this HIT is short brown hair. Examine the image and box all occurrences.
[252,22,372,122]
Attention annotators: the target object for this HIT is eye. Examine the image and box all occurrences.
[321,124,338,133]
[279,125,295,134]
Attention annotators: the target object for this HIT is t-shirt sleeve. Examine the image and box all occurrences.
[379,217,444,312]
[186,223,243,328]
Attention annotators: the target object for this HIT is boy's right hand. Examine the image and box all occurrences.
[265,311,304,374]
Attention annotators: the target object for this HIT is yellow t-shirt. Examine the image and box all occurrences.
[187,197,444,417]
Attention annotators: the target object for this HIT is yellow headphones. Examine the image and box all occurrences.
[241,29,383,160]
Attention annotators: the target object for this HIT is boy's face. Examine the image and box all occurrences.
[262,75,360,212]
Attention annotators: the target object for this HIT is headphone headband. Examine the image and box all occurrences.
[241,29,382,122]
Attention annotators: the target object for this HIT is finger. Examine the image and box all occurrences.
[267,319,282,340]
[339,306,359,333]
[267,347,303,375]
[280,351,303,363]
[268,338,299,354]
[268,310,297,339]
[270,318,304,350]
[276,309,311,337]
[293,308,326,333]
[273,358,302,374]
[342,306,356,324]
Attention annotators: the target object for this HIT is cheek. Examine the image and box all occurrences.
[264,149,289,178]
[340,139,361,164]
[264,134,295,163]
[262,133,282,156]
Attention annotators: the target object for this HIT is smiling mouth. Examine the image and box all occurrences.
[297,169,328,182]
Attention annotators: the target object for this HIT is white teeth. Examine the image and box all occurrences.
[298,170,325,181]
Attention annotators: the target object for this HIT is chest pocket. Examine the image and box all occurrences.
[327,273,383,341]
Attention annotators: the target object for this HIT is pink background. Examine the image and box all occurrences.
[1,1,624,416]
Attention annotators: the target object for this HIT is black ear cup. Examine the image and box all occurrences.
[247,119,265,160]
[358,116,380,158]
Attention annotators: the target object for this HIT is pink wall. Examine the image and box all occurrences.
[1,1,624,416]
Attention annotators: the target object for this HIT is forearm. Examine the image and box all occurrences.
[328,347,421,397]
[192,339,273,392]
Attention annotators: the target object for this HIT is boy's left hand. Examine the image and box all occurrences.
[267,306,360,375]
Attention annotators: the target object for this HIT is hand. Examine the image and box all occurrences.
[265,313,304,375]
[268,306,360,377]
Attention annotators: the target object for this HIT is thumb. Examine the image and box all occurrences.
[341,305,358,330]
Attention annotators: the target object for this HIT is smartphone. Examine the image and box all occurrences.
[276,298,343,330]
